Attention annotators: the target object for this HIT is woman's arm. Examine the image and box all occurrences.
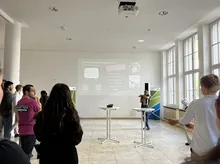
[69,122,83,146]
[34,112,43,142]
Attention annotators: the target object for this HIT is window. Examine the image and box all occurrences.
[167,47,176,105]
[211,19,220,74]
[184,34,200,102]
[168,77,176,104]
[213,68,220,76]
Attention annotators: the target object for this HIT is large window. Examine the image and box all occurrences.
[167,47,176,105]
[211,19,220,76]
[184,34,200,102]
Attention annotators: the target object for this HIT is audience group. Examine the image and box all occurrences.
[1,63,220,164]
[0,67,83,164]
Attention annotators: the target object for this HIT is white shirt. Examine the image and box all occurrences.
[13,91,23,106]
[180,95,219,156]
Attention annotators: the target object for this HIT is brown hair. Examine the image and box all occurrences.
[200,74,220,94]
[15,85,23,91]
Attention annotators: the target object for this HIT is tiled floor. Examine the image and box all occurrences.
[27,119,195,164]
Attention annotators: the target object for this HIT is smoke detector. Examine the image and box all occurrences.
[118,0,139,17]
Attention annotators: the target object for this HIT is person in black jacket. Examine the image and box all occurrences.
[0,64,29,164]
[39,90,48,110]
[34,83,83,164]
[0,81,14,139]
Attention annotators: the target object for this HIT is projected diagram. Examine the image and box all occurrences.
[78,60,141,95]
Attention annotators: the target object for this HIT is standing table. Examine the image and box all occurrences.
[98,106,120,144]
[132,108,155,148]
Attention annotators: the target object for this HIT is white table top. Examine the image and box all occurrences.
[132,108,155,112]
[99,106,119,110]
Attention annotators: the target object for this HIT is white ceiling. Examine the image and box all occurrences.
[0,0,220,52]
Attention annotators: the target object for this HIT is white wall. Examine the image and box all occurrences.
[0,50,161,118]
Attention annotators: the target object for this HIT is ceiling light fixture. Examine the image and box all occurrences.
[138,40,144,43]
[148,29,151,32]
[66,38,72,41]
[49,6,59,12]
[159,11,168,16]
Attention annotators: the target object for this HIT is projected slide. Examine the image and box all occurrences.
[78,59,142,95]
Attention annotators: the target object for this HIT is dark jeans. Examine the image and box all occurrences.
[0,115,12,139]
[20,135,36,159]
[141,105,150,129]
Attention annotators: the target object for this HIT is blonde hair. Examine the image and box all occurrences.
[200,74,220,94]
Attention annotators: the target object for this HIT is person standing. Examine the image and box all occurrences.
[0,81,14,139]
[34,83,83,164]
[0,65,30,164]
[168,74,220,162]
[17,84,40,159]
[139,90,150,130]
[12,85,23,138]
[40,90,48,110]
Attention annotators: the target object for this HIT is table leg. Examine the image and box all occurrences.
[98,109,119,144]
[134,111,154,148]
[98,110,109,142]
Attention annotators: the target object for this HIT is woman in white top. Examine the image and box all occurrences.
[12,85,23,138]
[169,74,220,162]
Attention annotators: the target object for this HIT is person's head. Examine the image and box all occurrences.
[15,85,23,92]
[23,84,36,98]
[144,90,149,95]
[43,83,79,124]
[200,74,220,95]
[40,90,47,97]
[4,81,14,92]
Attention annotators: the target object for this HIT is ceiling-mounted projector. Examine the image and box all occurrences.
[118,0,139,17]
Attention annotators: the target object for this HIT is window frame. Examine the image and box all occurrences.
[166,46,176,105]
[210,18,220,74]
[183,33,200,102]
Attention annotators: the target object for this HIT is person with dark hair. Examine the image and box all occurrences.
[40,90,48,110]
[17,84,40,159]
[0,138,30,164]
[168,74,220,162]
[139,90,151,130]
[34,83,83,164]
[0,63,30,164]
[0,81,14,139]
[12,84,23,138]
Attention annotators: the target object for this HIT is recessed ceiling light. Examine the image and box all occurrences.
[66,38,72,41]
[148,29,151,32]
[138,40,144,43]
[159,11,168,16]
[60,26,67,30]
[49,6,59,12]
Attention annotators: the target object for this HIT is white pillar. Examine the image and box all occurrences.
[3,22,21,85]
[198,24,211,77]
[175,40,184,108]
[197,24,211,97]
